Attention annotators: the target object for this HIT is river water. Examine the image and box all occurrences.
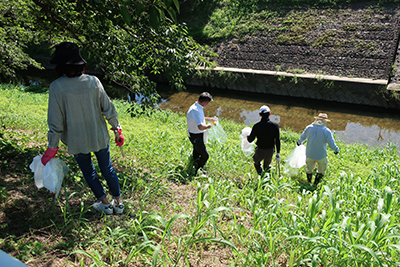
[17,69,400,148]
[157,84,400,148]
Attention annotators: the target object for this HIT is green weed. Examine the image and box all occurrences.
[0,84,399,266]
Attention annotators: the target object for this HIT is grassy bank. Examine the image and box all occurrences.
[0,83,399,266]
[181,0,400,42]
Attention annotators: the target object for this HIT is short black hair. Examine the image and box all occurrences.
[198,92,213,103]
[55,63,87,78]
[260,111,270,117]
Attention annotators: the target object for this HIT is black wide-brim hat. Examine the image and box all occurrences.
[50,42,87,65]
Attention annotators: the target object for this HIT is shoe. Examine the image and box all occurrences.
[196,168,208,176]
[307,173,313,184]
[111,199,124,214]
[201,169,209,175]
[314,173,324,186]
[92,202,113,215]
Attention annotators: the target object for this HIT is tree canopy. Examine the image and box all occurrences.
[1,0,215,101]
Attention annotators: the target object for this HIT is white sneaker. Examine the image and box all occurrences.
[92,202,113,215]
[111,199,124,214]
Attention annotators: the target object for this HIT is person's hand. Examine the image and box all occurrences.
[41,147,59,166]
[111,128,124,147]
[334,151,339,155]
[276,153,281,162]
[296,141,301,146]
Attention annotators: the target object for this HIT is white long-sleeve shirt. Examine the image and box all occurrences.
[47,74,120,155]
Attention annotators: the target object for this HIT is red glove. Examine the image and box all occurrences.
[41,147,59,166]
[111,128,124,147]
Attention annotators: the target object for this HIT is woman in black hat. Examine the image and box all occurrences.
[42,42,125,215]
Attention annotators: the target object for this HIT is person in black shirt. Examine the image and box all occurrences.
[247,105,281,176]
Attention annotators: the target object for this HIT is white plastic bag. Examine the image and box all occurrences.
[43,158,69,197]
[29,155,69,197]
[29,155,45,188]
[283,145,306,175]
[240,127,254,157]
[207,117,227,143]
[288,145,306,168]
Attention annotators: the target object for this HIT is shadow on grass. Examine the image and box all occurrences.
[0,131,108,260]
[165,157,198,185]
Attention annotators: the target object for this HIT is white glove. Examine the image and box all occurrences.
[276,153,281,162]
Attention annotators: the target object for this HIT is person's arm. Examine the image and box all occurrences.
[205,117,217,122]
[326,129,339,154]
[98,78,120,130]
[275,127,281,161]
[197,123,212,131]
[47,87,63,149]
[297,126,309,145]
[247,126,256,143]
[43,86,62,165]
[97,77,124,146]
[275,127,281,154]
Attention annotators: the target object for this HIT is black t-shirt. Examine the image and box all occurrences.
[247,116,280,152]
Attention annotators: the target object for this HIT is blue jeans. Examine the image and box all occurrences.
[74,145,121,201]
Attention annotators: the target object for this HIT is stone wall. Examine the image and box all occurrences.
[185,67,400,110]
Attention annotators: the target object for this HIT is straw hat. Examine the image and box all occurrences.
[314,113,331,122]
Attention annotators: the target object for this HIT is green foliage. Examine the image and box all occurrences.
[23,84,49,93]
[0,0,42,82]
[1,84,400,266]
[0,0,216,101]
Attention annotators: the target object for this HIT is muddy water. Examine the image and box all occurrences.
[157,85,400,148]
[16,69,400,147]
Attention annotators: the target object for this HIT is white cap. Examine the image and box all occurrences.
[259,105,270,114]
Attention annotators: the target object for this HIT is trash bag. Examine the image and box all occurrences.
[29,155,45,188]
[43,158,69,197]
[283,145,306,175]
[29,155,69,197]
[240,127,254,157]
[207,117,227,143]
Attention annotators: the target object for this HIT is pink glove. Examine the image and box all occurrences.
[41,147,59,166]
[111,128,124,147]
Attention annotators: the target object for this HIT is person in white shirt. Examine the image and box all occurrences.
[297,113,339,186]
[186,92,217,175]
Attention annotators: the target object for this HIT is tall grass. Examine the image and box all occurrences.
[0,83,399,266]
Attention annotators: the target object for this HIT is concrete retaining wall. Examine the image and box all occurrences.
[184,67,400,110]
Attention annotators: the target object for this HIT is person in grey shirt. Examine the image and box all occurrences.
[297,113,339,186]
[41,42,125,215]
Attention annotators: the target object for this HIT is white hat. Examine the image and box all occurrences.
[259,105,270,114]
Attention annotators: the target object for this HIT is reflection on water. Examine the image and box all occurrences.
[14,69,400,148]
[157,85,400,148]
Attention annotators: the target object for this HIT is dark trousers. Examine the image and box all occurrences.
[253,147,274,175]
[188,132,209,170]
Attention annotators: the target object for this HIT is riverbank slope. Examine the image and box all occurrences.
[0,84,399,266]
